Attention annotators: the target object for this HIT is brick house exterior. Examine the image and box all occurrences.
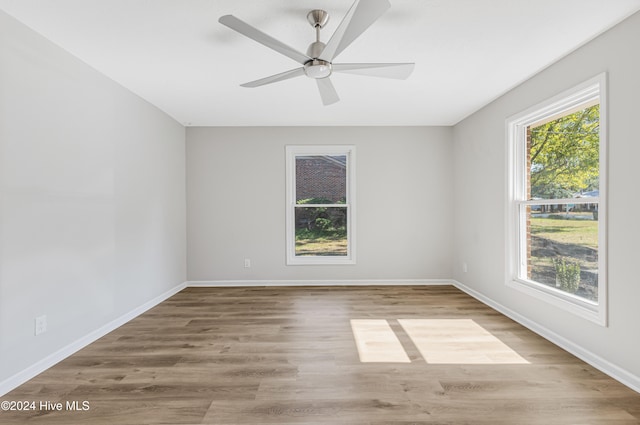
[295,155,346,203]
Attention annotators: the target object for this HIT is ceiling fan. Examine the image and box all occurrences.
[218,0,415,106]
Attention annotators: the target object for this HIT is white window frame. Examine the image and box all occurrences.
[505,73,608,326]
[286,145,356,265]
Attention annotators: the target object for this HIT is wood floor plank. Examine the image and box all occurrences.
[2,286,639,424]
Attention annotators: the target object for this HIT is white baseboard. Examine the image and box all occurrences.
[0,282,187,397]
[451,279,640,394]
[187,279,453,287]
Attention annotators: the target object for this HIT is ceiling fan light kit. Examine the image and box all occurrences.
[304,60,332,79]
[219,0,414,105]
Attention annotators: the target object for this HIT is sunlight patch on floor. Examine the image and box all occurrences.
[350,319,411,363]
[398,319,529,364]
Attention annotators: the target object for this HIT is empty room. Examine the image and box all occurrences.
[1,0,640,424]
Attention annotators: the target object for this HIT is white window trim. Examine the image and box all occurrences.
[505,73,608,326]
[285,145,356,265]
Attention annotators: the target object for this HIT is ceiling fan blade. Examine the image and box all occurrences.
[316,78,340,106]
[240,68,305,88]
[219,15,311,65]
[319,0,390,62]
[332,63,415,79]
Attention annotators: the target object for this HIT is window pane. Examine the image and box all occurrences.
[296,155,347,204]
[295,207,347,256]
[527,104,599,200]
[525,203,599,301]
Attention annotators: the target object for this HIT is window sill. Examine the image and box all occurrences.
[286,256,356,266]
[506,278,606,326]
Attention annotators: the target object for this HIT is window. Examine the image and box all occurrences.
[286,145,355,265]
[506,74,607,325]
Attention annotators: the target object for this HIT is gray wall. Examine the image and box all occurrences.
[0,10,187,385]
[453,11,640,379]
[187,126,453,282]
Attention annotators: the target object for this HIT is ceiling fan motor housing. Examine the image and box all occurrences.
[306,40,326,59]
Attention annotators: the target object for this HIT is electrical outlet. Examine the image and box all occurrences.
[35,315,47,336]
[462,262,468,273]
[244,258,251,268]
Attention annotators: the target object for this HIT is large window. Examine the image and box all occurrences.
[286,145,355,265]
[506,74,607,325]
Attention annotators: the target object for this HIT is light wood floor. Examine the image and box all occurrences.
[3,286,640,424]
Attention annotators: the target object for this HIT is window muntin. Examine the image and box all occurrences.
[286,146,355,265]
[507,74,607,325]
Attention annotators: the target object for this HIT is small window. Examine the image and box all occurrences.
[506,74,607,325]
[286,145,355,265]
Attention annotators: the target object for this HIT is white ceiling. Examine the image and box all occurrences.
[1,0,639,126]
